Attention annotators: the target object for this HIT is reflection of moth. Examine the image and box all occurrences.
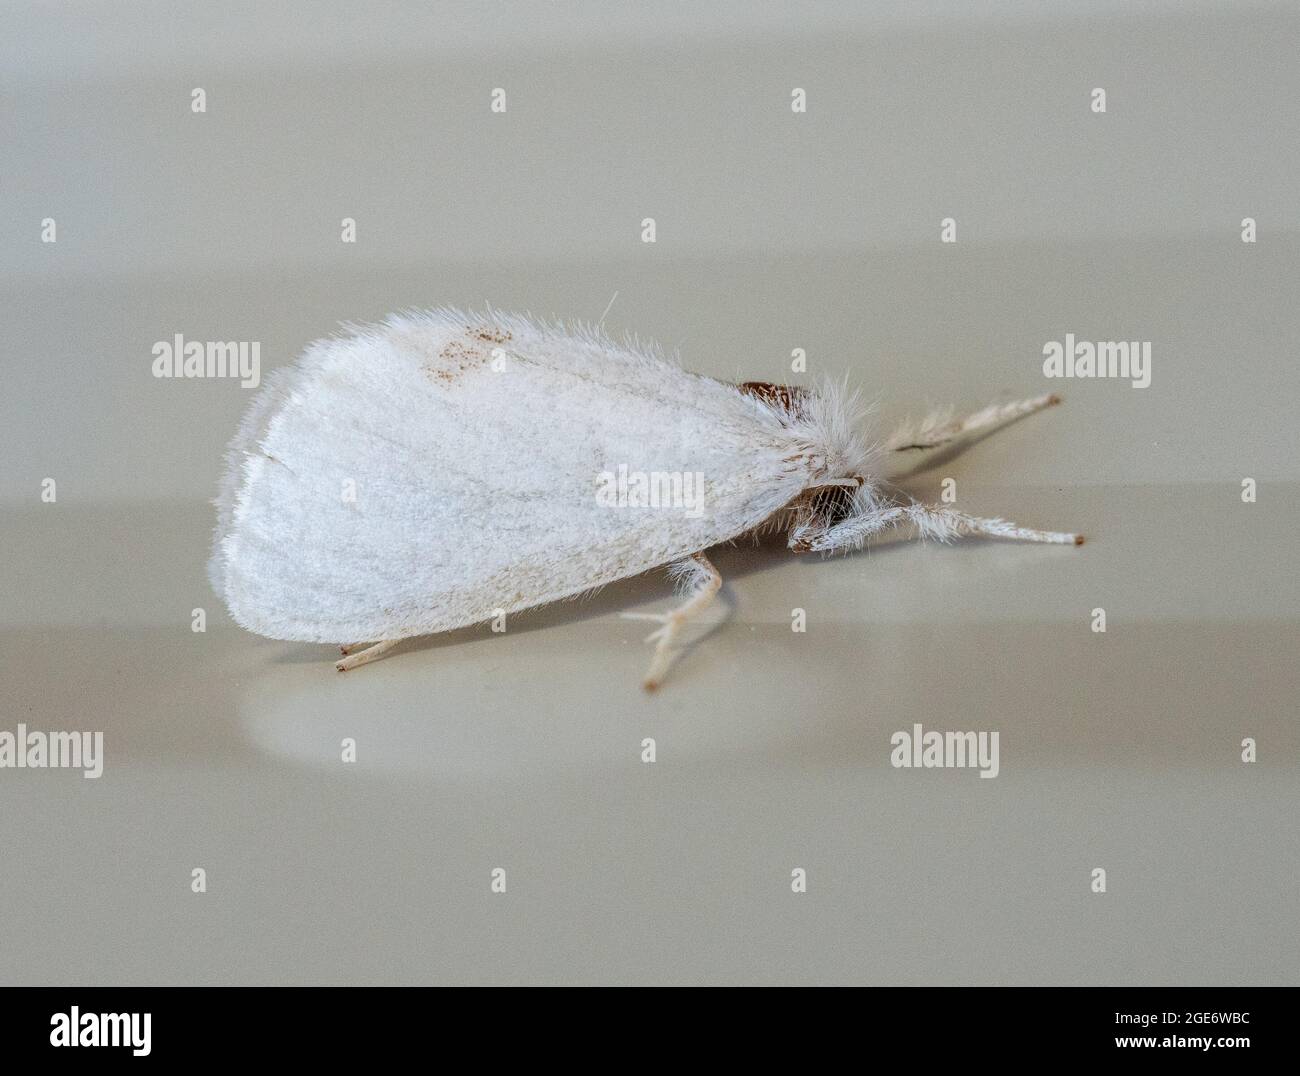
[211,308,1080,690]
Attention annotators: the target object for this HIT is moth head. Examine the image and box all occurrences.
[737,377,880,512]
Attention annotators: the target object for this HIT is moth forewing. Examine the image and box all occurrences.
[211,310,851,647]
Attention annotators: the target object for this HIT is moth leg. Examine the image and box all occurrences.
[803,503,1082,553]
[903,505,1082,545]
[887,393,1059,452]
[335,638,400,672]
[621,552,722,692]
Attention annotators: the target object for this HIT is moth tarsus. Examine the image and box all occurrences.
[335,639,400,673]
[210,309,1083,690]
[620,551,722,692]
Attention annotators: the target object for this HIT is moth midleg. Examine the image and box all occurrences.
[334,638,401,672]
[887,393,1060,452]
[621,552,722,692]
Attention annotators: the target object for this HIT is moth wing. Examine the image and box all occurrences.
[211,311,816,642]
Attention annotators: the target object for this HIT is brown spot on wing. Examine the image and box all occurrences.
[471,326,512,345]
[427,326,513,384]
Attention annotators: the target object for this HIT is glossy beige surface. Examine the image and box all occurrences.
[2,1,1297,984]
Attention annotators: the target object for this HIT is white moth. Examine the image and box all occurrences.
[210,309,1081,690]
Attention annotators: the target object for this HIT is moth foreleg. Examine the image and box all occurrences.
[334,638,401,672]
[900,505,1082,546]
[621,552,722,692]
[802,502,1082,553]
[887,393,1059,452]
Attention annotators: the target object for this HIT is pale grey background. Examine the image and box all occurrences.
[2,1,1297,984]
